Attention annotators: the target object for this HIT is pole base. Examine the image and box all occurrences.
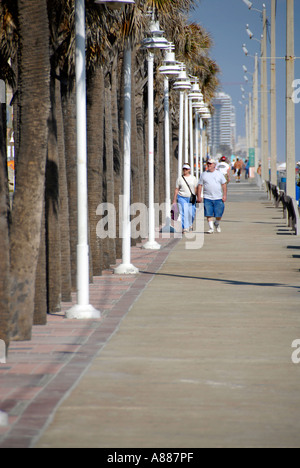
[0,339,6,364]
[114,263,139,275]
[66,304,101,320]
[142,240,161,250]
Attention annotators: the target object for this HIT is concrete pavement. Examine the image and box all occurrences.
[34,182,300,448]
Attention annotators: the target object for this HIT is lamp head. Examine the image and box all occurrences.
[242,44,249,56]
[242,0,253,9]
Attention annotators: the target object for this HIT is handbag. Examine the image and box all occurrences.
[182,176,197,205]
[171,203,179,221]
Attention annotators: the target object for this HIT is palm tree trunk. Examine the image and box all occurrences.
[0,95,10,349]
[130,47,141,246]
[57,75,72,302]
[103,72,116,267]
[111,54,122,258]
[87,65,104,276]
[61,78,77,290]
[10,0,50,340]
[45,72,61,314]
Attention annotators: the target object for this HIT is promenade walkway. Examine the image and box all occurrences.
[1,181,300,448]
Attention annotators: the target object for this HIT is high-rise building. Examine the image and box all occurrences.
[208,92,236,157]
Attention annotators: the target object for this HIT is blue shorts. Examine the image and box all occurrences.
[204,199,225,218]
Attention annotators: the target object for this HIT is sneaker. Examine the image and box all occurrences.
[214,222,221,233]
[207,228,214,234]
[182,229,189,235]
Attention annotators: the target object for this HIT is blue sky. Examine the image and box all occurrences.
[189,0,300,162]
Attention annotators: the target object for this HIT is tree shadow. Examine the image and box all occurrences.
[139,270,300,292]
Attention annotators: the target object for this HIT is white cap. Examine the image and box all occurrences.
[182,163,191,170]
[207,158,217,164]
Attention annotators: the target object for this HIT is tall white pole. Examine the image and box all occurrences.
[143,52,161,250]
[114,41,139,274]
[245,101,248,152]
[286,0,295,198]
[178,91,184,177]
[184,92,189,164]
[161,76,174,233]
[195,112,199,180]
[194,110,199,180]
[199,115,203,174]
[189,98,194,174]
[66,0,100,319]
[262,5,269,183]
[253,54,259,170]
[270,0,277,186]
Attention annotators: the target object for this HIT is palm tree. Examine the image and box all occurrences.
[9,0,51,340]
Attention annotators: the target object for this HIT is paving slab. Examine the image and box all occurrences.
[34,182,300,448]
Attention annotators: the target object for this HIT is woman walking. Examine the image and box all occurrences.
[172,163,198,234]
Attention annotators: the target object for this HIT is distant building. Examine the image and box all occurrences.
[208,92,236,157]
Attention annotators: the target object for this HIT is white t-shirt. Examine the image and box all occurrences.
[216,161,230,176]
[176,175,198,198]
[198,170,226,200]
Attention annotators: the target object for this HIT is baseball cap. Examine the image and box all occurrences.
[182,163,191,170]
[207,158,216,164]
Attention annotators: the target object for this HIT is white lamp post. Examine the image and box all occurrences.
[286,0,295,199]
[193,99,210,177]
[114,39,139,275]
[67,0,134,319]
[159,44,181,233]
[188,79,203,176]
[142,15,168,250]
[245,12,269,184]
[173,64,191,178]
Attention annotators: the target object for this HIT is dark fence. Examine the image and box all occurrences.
[266,181,300,236]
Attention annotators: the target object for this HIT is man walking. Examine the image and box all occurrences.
[197,158,227,234]
[234,157,244,183]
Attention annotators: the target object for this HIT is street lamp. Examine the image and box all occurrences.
[243,0,253,8]
[141,14,168,250]
[192,102,204,179]
[173,64,191,178]
[159,44,181,233]
[188,79,203,174]
[286,0,295,198]
[66,0,134,319]
[243,2,269,184]
[114,37,139,275]
[242,44,249,56]
[242,0,265,13]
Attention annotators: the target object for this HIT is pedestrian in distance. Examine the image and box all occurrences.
[234,157,244,183]
[257,162,262,177]
[245,159,250,179]
[197,158,227,234]
[216,156,231,184]
[172,163,198,234]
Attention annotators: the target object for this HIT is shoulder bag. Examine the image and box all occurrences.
[182,176,197,205]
